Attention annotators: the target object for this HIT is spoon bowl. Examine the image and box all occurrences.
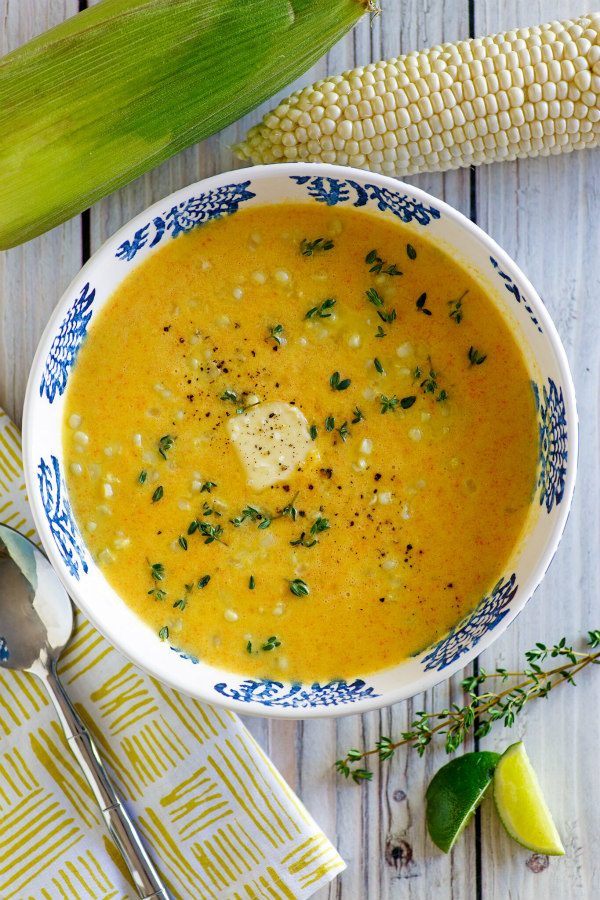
[0,523,72,671]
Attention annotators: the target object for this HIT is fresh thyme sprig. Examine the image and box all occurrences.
[366,288,396,324]
[305,298,336,319]
[289,578,310,597]
[448,289,468,323]
[290,515,330,548]
[335,631,600,783]
[149,562,165,581]
[301,237,334,256]
[380,394,416,413]
[468,346,487,366]
[416,292,432,316]
[219,389,260,415]
[188,518,227,545]
[337,421,350,442]
[365,249,402,276]
[414,361,448,403]
[158,434,176,459]
[268,324,285,346]
[247,635,282,654]
[231,495,299,530]
[330,371,351,391]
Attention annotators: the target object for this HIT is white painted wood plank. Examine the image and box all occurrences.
[0,0,81,425]
[473,2,600,898]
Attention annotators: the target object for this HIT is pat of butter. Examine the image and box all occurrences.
[227,401,313,490]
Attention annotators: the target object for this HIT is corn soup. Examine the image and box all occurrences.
[63,204,538,681]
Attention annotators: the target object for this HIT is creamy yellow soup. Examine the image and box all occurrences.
[63,204,538,682]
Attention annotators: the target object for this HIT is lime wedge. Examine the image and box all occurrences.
[493,741,564,855]
[426,751,501,852]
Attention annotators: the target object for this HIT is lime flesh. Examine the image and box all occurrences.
[493,741,564,855]
[426,751,501,853]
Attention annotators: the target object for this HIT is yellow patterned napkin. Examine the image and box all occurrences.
[0,408,344,899]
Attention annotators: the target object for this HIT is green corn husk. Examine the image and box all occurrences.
[0,0,371,249]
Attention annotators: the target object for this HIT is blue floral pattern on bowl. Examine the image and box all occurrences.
[490,256,543,334]
[115,181,256,262]
[421,574,518,672]
[0,637,8,662]
[37,455,88,580]
[170,646,199,665]
[290,175,441,225]
[214,677,379,708]
[534,377,568,513]
[39,283,95,404]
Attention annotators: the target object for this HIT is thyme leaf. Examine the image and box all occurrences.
[301,237,334,256]
[158,434,176,459]
[269,323,285,346]
[288,578,310,597]
[330,371,351,391]
[150,562,165,581]
[468,346,487,366]
[449,289,468,324]
[416,292,432,316]
[365,249,402,276]
[305,298,336,319]
[337,421,350,442]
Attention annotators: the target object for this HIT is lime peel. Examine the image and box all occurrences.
[426,751,501,853]
[493,741,564,856]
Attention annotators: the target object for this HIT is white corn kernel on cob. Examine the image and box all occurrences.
[236,13,600,174]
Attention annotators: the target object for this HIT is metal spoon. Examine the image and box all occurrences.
[0,523,170,899]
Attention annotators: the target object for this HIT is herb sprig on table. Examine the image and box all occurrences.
[335,630,600,783]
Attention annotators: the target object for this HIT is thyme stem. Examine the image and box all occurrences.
[335,631,600,782]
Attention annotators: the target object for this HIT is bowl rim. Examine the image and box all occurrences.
[22,162,578,718]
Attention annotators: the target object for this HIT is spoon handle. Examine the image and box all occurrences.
[41,661,171,900]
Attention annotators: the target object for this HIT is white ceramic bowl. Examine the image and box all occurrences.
[23,164,577,718]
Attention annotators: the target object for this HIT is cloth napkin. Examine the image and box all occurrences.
[0,407,344,899]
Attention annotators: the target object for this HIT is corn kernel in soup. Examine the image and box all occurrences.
[63,204,538,682]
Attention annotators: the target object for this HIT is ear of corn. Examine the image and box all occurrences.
[0,0,372,249]
[236,14,600,175]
